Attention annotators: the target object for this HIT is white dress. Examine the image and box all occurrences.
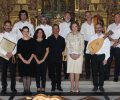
[66,32,84,74]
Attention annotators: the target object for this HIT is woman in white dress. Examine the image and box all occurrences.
[66,21,84,92]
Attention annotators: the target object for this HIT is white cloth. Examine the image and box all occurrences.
[12,21,34,40]
[59,22,71,39]
[0,31,17,56]
[66,33,84,55]
[66,32,84,74]
[36,24,52,39]
[86,33,110,60]
[107,23,120,47]
[80,21,95,41]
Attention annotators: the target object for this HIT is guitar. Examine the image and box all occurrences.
[88,30,113,54]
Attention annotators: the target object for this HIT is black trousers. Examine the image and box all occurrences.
[91,54,105,87]
[63,61,69,78]
[0,57,16,90]
[104,47,114,79]
[84,41,91,78]
[48,61,62,88]
[35,62,47,88]
[114,47,120,80]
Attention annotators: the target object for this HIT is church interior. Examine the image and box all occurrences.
[0,0,120,32]
[0,0,120,100]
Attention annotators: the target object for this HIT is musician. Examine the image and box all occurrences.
[36,15,52,39]
[80,11,95,79]
[0,20,17,94]
[59,12,71,79]
[12,10,34,40]
[86,23,110,91]
[47,24,65,91]
[107,13,120,82]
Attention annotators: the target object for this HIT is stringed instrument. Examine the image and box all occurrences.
[88,30,113,54]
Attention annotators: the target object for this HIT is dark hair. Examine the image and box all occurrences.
[85,11,91,15]
[64,11,71,16]
[19,10,28,20]
[4,20,12,25]
[40,15,47,20]
[21,26,29,32]
[114,12,120,17]
[95,23,103,27]
[52,24,59,29]
[33,28,46,40]
[70,21,80,31]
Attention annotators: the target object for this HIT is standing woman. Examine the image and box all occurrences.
[66,22,84,92]
[33,28,49,93]
[17,26,34,94]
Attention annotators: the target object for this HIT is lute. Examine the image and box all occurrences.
[88,30,113,54]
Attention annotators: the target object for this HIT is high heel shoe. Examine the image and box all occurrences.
[70,89,74,93]
[75,89,80,93]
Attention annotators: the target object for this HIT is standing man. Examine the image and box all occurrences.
[47,24,65,91]
[36,15,52,39]
[80,11,95,79]
[59,12,71,79]
[86,23,110,92]
[107,13,120,82]
[12,10,34,40]
[0,20,17,94]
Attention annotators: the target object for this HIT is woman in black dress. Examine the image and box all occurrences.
[17,26,34,94]
[33,28,49,93]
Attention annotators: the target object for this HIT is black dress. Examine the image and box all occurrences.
[34,39,48,88]
[17,38,35,77]
[34,39,48,60]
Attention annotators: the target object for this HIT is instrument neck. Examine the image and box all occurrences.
[103,35,108,39]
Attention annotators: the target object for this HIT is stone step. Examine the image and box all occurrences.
[0,81,120,88]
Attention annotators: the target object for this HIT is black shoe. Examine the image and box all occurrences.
[86,76,90,80]
[113,78,118,82]
[41,90,45,93]
[37,90,41,93]
[51,87,56,91]
[99,87,105,92]
[92,87,98,92]
[1,90,6,94]
[11,89,17,94]
[57,86,63,91]
[27,91,32,95]
[22,91,27,95]
[64,75,69,79]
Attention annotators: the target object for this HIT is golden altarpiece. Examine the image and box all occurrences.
[0,0,120,32]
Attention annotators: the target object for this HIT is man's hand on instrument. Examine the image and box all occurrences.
[6,52,13,59]
[103,60,107,65]
[113,42,119,47]
[111,39,118,43]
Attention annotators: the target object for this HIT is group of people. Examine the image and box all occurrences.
[0,9,120,95]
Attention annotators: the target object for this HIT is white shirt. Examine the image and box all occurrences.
[86,33,110,60]
[107,23,120,47]
[12,21,34,40]
[0,31,17,56]
[36,24,52,39]
[59,22,71,39]
[80,21,95,41]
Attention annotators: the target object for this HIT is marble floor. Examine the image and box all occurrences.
[0,80,120,100]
